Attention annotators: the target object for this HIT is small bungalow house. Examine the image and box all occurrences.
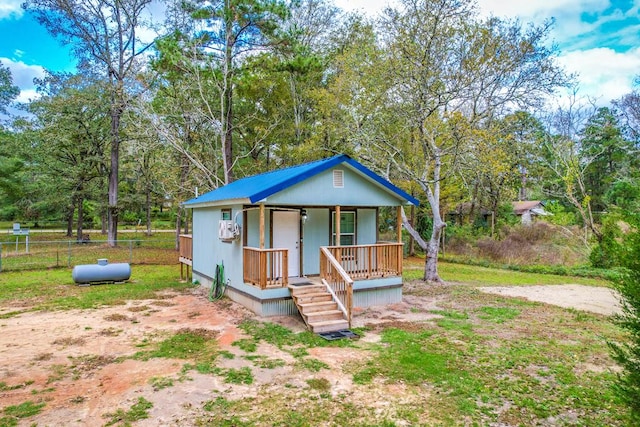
[512,201,550,225]
[179,155,419,333]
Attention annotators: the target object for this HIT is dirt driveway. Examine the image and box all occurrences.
[478,284,622,316]
[0,281,621,425]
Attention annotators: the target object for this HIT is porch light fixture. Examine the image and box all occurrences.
[301,209,308,224]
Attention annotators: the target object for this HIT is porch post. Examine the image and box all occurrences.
[335,205,341,267]
[396,206,402,243]
[397,205,403,273]
[335,205,341,246]
[259,203,265,249]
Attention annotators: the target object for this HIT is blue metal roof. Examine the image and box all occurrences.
[183,154,419,206]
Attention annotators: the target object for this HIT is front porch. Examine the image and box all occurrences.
[241,242,403,289]
[179,234,404,328]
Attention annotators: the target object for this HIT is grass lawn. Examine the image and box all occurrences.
[188,285,628,426]
[0,232,177,272]
[0,265,192,312]
[0,260,629,425]
[405,258,611,287]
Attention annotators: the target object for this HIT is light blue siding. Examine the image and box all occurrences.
[192,204,244,287]
[266,167,403,206]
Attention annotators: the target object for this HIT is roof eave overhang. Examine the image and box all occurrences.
[183,197,251,209]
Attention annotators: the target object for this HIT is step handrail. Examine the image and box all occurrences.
[320,246,354,327]
[321,278,349,320]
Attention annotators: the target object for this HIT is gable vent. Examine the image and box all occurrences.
[333,169,344,188]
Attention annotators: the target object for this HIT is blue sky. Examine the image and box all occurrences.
[1,0,639,106]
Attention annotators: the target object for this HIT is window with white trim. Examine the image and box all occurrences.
[332,211,355,245]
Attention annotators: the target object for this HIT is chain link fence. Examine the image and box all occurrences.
[0,238,177,272]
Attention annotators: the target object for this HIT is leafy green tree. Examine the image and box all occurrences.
[271,0,339,155]
[24,72,110,238]
[25,0,155,245]
[0,64,19,115]
[607,179,640,213]
[182,0,289,183]
[502,111,548,201]
[460,122,521,236]
[0,130,26,219]
[579,107,633,213]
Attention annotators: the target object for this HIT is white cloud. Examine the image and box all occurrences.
[476,0,609,21]
[15,88,39,103]
[558,47,640,103]
[0,57,46,102]
[0,0,23,20]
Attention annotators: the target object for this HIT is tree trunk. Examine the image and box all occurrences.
[76,195,84,241]
[145,185,152,236]
[107,93,122,247]
[519,165,527,200]
[222,14,234,184]
[409,204,416,257]
[175,207,182,251]
[424,217,445,283]
[468,181,479,225]
[101,207,107,234]
[66,202,74,237]
[422,135,446,284]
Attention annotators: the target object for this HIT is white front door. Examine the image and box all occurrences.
[272,211,300,277]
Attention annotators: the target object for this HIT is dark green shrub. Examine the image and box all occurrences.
[609,213,640,423]
[544,200,578,226]
[589,214,622,268]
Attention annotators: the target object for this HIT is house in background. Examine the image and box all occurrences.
[512,200,550,225]
[179,155,419,333]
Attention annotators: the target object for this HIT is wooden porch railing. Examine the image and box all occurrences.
[179,234,193,264]
[179,234,193,281]
[243,247,288,289]
[320,247,354,327]
[325,242,403,280]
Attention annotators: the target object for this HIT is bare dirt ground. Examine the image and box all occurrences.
[0,281,621,426]
[478,284,622,316]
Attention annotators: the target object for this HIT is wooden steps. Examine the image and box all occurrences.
[288,283,349,333]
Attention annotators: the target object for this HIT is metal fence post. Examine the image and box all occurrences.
[0,243,2,272]
[129,240,133,264]
[68,241,71,268]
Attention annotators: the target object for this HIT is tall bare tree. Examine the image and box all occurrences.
[362,0,569,282]
[25,0,155,245]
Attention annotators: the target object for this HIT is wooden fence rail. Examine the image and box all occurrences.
[325,243,403,280]
[179,234,192,263]
[243,247,288,289]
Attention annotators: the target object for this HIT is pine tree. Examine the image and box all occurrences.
[609,210,640,422]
